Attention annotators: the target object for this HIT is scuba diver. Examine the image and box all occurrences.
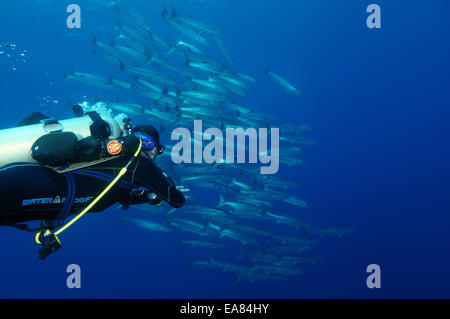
[0,105,186,259]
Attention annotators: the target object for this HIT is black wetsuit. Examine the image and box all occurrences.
[0,155,185,228]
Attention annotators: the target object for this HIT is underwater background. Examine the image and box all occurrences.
[0,0,449,298]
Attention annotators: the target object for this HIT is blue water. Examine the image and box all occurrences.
[0,0,449,298]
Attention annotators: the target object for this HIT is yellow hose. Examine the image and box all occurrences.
[53,140,142,236]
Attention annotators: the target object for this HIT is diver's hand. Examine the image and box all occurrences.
[130,187,148,199]
[176,185,190,193]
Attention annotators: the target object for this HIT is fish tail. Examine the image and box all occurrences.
[170,2,177,18]
[166,208,176,215]
[218,228,225,238]
[163,216,173,228]
[119,60,126,72]
[92,92,100,103]
[184,54,191,68]
[235,246,245,262]
[116,29,125,40]
[162,85,169,97]
[144,47,153,63]
[218,194,226,207]
[107,73,114,85]
[130,75,139,89]
[202,218,211,231]
[233,274,241,285]
[66,65,75,78]
[113,2,121,13]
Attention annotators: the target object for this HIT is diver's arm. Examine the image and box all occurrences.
[121,134,185,208]
[132,157,186,208]
[164,182,186,208]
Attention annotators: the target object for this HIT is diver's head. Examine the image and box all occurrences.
[132,125,164,160]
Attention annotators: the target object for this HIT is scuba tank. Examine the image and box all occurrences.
[0,112,124,167]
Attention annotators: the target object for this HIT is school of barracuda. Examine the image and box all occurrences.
[65,3,351,284]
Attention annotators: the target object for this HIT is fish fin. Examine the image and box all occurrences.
[160,4,168,18]
[303,227,311,237]
[183,75,192,84]
[235,246,245,262]
[162,86,169,97]
[130,76,138,89]
[264,235,273,247]
[166,38,176,55]
[166,208,176,215]
[144,48,153,63]
[264,67,270,75]
[113,2,121,13]
[233,274,241,285]
[116,29,125,41]
[163,216,172,228]
[115,20,122,30]
[163,102,169,112]
[119,60,126,72]
[90,34,97,45]
[260,208,267,216]
[175,111,182,124]
[92,92,100,103]
[206,218,213,227]
[184,53,191,67]
[222,208,233,216]
[175,85,182,99]
[64,66,73,79]
[218,194,226,208]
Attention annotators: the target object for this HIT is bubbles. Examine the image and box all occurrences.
[36,95,60,108]
[0,42,31,71]
[80,100,115,119]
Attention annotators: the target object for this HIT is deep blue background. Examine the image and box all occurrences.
[0,0,449,298]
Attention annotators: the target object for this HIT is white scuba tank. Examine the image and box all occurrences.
[0,114,123,167]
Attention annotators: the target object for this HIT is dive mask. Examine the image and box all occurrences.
[134,132,164,154]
